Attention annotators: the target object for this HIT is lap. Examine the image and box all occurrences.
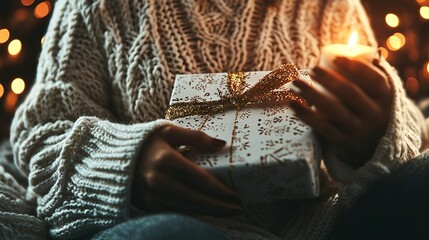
[93,213,230,240]
[329,155,429,240]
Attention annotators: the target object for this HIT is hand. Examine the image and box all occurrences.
[290,57,392,169]
[132,125,242,216]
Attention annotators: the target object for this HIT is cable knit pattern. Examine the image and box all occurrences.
[5,0,426,239]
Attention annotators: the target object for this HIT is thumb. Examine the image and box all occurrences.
[160,125,227,152]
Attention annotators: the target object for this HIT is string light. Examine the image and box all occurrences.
[421,6,429,19]
[385,13,400,27]
[406,77,419,95]
[0,28,10,44]
[386,34,403,51]
[393,32,406,47]
[14,8,29,21]
[21,0,35,6]
[426,61,429,74]
[0,84,4,98]
[34,1,51,19]
[8,39,22,56]
[4,92,18,113]
[11,78,26,95]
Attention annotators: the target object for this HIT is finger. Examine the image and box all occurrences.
[159,125,226,152]
[160,148,241,205]
[311,66,379,118]
[145,172,242,216]
[333,57,390,100]
[289,100,347,144]
[292,79,360,131]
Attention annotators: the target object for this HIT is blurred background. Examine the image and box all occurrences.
[0,0,428,140]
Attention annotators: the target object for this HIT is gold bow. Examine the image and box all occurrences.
[165,63,304,120]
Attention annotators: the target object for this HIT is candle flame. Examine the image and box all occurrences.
[348,31,358,48]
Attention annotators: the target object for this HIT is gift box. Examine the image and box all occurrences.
[166,64,321,203]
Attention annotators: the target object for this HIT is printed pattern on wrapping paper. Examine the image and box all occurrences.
[170,70,320,203]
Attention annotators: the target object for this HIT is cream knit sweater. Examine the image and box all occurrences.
[4,0,427,239]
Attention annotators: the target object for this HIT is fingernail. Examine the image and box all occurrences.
[212,138,227,147]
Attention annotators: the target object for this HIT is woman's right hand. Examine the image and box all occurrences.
[132,125,242,216]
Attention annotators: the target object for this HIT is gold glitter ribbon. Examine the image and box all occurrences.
[165,63,304,191]
[165,63,304,120]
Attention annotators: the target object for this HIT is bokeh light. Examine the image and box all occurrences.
[11,78,26,94]
[385,13,400,27]
[0,84,4,98]
[8,39,22,56]
[393,32,406,47]
[406,76,419,96]
[421,6,429,19]
[21,0,35,6]
[34,1,51,19]
[378,47,389,59]
[386,33,406,51]
[0,28,10,44]
[4,92,18,113]
[14,8,29,21]
[41,36,45,45]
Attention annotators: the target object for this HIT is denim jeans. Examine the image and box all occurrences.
[93,213,230,240]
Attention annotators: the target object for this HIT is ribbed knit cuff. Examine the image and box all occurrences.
[44,117,171,238]
[0,213,47,240]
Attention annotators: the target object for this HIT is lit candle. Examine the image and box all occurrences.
[319,31,376,72]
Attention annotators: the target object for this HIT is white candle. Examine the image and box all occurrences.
[319,31,376,72]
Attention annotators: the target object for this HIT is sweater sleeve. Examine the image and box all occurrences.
[10,0,171,238]
[319,0,428,184]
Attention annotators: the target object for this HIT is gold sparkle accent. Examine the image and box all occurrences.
[165,63,304,120]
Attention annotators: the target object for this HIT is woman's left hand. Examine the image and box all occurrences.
[290,57,392,169]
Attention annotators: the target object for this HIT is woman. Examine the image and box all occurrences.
[6,0,428,239]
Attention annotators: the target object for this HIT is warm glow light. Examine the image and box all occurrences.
[393,32,406,47]
[348,31,358,48]
[406,77,419,96]
[426,61,429,74]
[421,6,429,19]
[41,36,45,45]
[385,13,400,27]
[21,0,35,6]
[34,1,51,19]
[0,29,10,44]
[4,92,18,113]
[8,39,22,55]
[378,47,389,59]
[11,78,26,95]
[14,8,29,21]
[0,84,4,98]
[386,35,403,51]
